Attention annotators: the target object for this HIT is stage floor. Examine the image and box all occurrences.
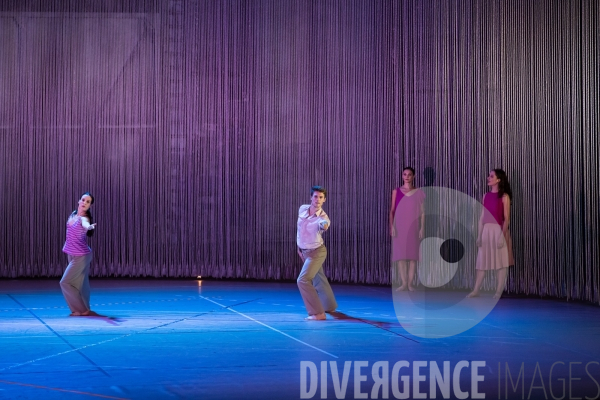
[0,279,599,399]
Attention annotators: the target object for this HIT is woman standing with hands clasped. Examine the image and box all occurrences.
[60,192,98,316]
[467,169,514,299]
[389,167,425,291]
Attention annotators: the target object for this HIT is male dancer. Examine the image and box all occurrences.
[296,186,337,320]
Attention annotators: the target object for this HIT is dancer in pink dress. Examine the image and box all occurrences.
[467,169,514,299]
[389,167,425,291]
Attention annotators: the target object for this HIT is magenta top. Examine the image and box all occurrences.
[62,214,92,256]
[482,193,505,226]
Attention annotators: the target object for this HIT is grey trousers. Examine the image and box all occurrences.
[297,245,337,315]
[60,253,93,313]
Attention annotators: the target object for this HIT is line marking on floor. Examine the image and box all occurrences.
[0,311,211,372]
[198,295,338,359]
[224,298,262,308]
[6,294,111,377]
[0,379,128,399]
[0,298,203,313]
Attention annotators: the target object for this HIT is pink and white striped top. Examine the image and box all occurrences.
[62,215,92,256]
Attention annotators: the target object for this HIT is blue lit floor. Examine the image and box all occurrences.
[0,279,599,399]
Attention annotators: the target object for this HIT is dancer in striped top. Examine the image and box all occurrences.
[60,192,98,316]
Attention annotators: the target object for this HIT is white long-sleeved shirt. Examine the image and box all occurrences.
[296,204,330,250]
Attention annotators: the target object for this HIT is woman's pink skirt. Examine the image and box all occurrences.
[475,224,514,270]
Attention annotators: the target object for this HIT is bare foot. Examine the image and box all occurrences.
[466,291,480,298]
[493,292,503,299]
[69,312,81,316]
[408,286,416,292]
[305,313,326,321]
[81,310,99,316]
[395,286,407,292]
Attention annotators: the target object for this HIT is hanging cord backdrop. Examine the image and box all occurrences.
[0,0,598,303]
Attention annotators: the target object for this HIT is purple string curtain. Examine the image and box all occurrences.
[0,0,598,303]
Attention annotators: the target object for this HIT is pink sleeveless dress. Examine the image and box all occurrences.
[391,188,425,261]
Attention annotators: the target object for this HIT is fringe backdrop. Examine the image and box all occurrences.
[0,1,598,302]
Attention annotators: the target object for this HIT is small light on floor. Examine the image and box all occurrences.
[197,276,202,279]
